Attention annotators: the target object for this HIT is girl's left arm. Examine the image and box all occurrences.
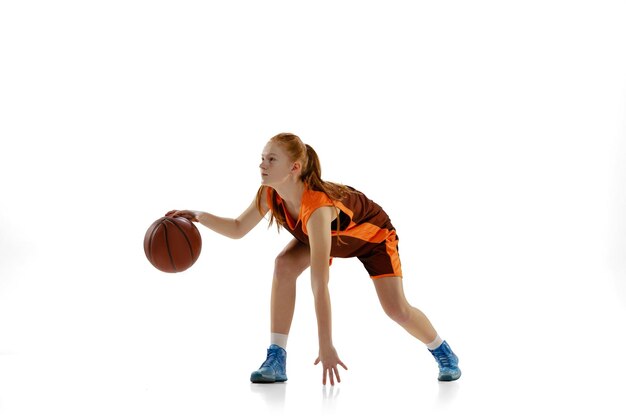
[307,206,348,385]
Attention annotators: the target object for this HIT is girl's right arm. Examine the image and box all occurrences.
[166,193,269,240]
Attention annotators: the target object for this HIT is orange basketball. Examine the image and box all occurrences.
[144,216,202,273]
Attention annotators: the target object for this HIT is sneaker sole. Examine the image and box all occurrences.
[250,374,287,384]
[438,371,461,382]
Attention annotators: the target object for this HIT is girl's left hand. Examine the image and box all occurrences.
[314,346,348,385]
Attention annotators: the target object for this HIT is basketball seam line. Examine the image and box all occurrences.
[147,222,160,262]
[163,218,197,270]
[162,221,177,272]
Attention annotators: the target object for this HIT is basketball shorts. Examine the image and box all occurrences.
[357,230,403,279]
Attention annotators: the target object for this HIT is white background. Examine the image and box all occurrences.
[1,1,625,417]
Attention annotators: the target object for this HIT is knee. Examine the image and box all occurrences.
[381,301,412,325]
[274,251,307,281]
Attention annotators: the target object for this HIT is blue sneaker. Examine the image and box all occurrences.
[429,341,461,381]
[250,344,288,383]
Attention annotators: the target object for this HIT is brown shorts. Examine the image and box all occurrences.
[357,231,403,279]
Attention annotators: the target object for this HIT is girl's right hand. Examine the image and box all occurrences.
[314,345,348,386]
[165,209,200,222]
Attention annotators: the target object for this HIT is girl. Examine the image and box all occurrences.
[167,133,461,385]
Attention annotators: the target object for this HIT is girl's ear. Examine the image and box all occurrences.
[291,161,302,174]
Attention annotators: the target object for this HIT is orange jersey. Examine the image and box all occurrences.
[267,186,402,278]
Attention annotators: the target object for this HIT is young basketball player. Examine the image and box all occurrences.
[167,133,461,385]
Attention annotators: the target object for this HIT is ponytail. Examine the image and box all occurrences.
[300,144,322,190]
[301,143,349,202]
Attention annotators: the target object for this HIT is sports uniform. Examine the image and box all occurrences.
[267,186,402,279]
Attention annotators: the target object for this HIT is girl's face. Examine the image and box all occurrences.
[259,142,300,187]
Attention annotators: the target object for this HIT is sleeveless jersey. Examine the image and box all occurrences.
[266,186,398,259]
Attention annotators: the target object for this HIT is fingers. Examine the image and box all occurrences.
[323,368,333,385]
[334,367,341,384]
[165,210,197,222]
[166,210,184,218]
[314,355,347,385]
[322,366,343,386]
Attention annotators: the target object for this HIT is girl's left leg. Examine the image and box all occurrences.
[373,276,461,381]
[372,276,437,343]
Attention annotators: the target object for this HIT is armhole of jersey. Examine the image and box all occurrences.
[331,208,351,231]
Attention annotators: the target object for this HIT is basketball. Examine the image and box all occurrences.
[144,216,202,273]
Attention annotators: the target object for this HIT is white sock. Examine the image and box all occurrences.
[426,334,444,350]
[271,333,288,349]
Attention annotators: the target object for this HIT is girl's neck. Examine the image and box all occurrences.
[274,180,306,211]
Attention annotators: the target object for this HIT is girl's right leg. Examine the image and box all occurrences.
[271,238,311,336]
[251,238,310,383]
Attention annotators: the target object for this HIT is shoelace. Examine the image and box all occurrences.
[432,349,451,368]
[261,349,280,368]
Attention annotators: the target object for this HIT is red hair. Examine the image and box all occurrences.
[256,133,351,233]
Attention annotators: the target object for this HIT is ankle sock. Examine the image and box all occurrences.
[426,334,443,351]
[271,333,288,349]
